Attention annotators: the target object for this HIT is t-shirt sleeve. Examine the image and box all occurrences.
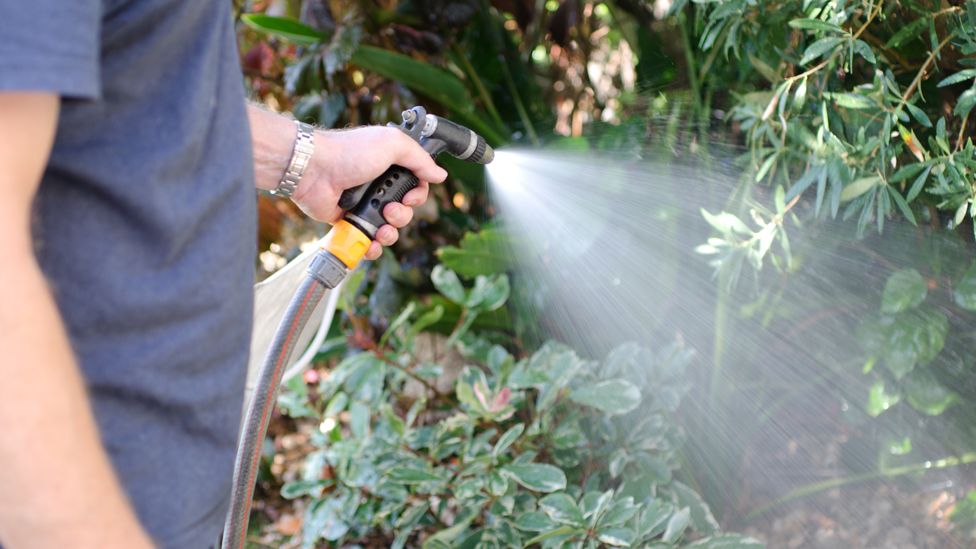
[0,1,100,99]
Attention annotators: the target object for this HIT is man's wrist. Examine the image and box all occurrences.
[270,121,314,198]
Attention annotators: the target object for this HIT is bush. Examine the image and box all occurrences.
[274,261,763,547]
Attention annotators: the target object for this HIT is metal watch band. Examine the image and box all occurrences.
[271,121,315,198]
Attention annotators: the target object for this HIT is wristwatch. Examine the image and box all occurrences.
[271,121,315,198]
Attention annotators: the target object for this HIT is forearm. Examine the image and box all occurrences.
[247,103,299,192]
[0,248,153,548]
[0,93,152,548]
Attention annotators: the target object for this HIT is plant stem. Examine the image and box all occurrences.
[746,451,976,520]
[678,10,702,112]
[896,31,957,111]
[453,46,507,135]
[498,55,540,146]
[373,351,443,397]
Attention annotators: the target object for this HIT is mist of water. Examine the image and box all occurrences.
[485,147,976,543]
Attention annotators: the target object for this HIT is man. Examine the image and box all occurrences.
[0,2,446,548]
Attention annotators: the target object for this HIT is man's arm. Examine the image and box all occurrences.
[247,105,448,260]
[0,93,153,548]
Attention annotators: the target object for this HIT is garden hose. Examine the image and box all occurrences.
[222,106,494,549]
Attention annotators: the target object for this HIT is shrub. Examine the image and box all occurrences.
[275,264,762,548]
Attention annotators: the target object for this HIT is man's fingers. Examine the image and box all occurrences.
[364,241,383,261]
[375,224,399,246]
[383,202,414,228]
[402,181,429,207]
[392,129,448,183]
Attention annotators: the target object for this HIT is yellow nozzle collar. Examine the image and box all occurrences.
[324,219,371,269]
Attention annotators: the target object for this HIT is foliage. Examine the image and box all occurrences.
[275,260,762,547]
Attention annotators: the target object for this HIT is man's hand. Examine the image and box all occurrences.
[0,93,154,549]
[248,106,448,260]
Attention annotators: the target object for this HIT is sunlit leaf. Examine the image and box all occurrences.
[881,269,927,314]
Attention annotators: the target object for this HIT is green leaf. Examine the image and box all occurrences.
[686,534,766,548]
[853,39,876,64]
[437,229,512,278]
[867,380,900,417]
[671,481,719,535]
[885,17,929,48]
[538,492,585,525]
[789,18,844,33]
[569,379,642,415]
[240,14,327,45]
[829,92,874,110]
[800,37,844,65]
[350,46,504,144]
[597,526,636,546]
[637,500,675,538]
[386,467,444,483]
[493,423,525,459]
[881,308,948,379]
[502,463,567,493]
[840,176,880,202]
[281,479,330,499]
[431,265,466,304]
[955,88,976,119]
[904,368,957,415]
[662,507,691,544]
[523,525,580,546]
[514,511,558,531]
[465,274,510,312]
[601,498,640,527]
[953,261,976,310]
[905,102,932,127]
[423,514,475,549]
[882,269,927,314]
[938,69,976,87]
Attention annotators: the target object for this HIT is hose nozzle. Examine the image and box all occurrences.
[400,106,494,164]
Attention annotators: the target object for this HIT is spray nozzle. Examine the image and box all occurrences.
[398,106,494,164]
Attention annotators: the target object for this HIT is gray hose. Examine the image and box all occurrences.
[222,274,327,548]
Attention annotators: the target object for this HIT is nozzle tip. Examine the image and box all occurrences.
[482,144,495,164]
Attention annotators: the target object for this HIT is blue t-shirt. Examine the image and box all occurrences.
[0,1,255,547]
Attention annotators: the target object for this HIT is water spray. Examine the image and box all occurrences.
[222,106,494,549]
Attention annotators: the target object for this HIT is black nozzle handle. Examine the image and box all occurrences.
[341,165,419,239]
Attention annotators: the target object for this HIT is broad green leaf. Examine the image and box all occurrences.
[538,492,585,525]
[840,176,879,202]
[686,534,766,548]
[514,511,558,531]
[502,463,567,493]
[492,423,525,459]
[661,507,691,544]
[523,525,580,546]
[569,379,642,415]
[953,261,976,310]
[867,380,900,417]
[386,467,444,483]
[350,46,504,144]
[303,498,350,544]
[431,265,466,304]
[597,526,636,547]
[903,369,957,415]
[881,269,927,314]
[600,498,640,527]
[465,274,510,312]
[437,229,513,279]
[422,514,475,549]
[240,14,327,45]
[671,481,719,535]
[882,308,948,379]
[637,500,675,538]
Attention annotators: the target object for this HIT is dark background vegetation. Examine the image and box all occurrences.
[236,0,976,546]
